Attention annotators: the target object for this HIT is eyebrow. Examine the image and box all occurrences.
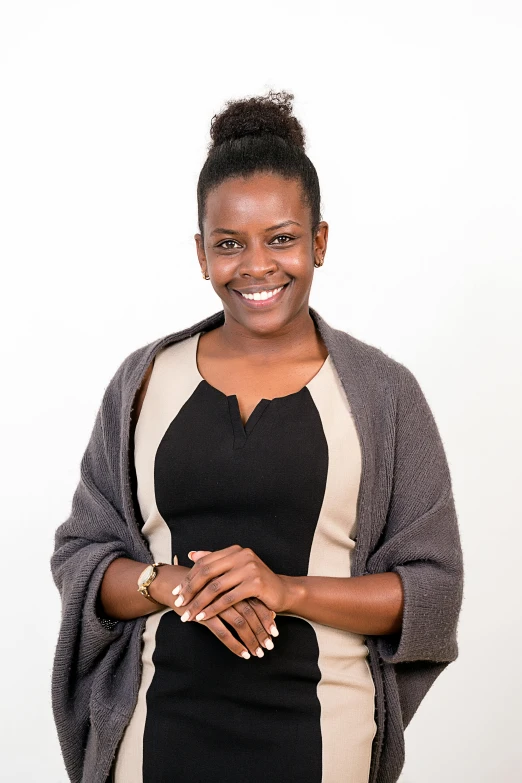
[210,220,302,236]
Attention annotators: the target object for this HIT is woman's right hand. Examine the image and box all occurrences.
[151,564,277,660]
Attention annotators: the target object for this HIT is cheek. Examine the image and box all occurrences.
[209,258,237,282]
[285,256,314,279]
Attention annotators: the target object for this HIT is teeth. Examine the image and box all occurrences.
[241,286,284,301]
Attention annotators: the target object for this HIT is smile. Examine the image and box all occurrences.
[232,283,290,307]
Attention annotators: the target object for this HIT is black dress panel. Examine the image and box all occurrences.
[145,382,327,781]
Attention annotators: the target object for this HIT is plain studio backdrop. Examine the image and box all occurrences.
[1,2,521,781]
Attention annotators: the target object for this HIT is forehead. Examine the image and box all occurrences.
[204,173,308,228]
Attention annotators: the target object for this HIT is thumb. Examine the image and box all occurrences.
[188,550,212,562]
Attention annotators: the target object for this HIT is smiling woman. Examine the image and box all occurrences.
[50,89,464,783]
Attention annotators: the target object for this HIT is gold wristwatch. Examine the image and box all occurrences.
[137,562,169,605]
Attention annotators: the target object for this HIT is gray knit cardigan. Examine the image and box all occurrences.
[50,306,464,783]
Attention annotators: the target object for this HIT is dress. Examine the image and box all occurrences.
[112,330,377,783]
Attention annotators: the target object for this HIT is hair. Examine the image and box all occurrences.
[196,89,322,240]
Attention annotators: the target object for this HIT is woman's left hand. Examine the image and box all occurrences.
[172,545,290,623]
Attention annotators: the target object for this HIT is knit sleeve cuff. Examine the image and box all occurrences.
[375,561,461,665]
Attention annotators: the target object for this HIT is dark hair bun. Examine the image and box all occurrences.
[209,89,306,151]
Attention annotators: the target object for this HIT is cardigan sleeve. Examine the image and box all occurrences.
[365,363,464,665]
[49,361,145,783]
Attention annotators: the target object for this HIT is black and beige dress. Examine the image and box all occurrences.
[113,330,377,783]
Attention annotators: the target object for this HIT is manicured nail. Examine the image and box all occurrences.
[172,584,181,596]
[195,612,206,621]
[264,638,274,650]
[255,647,264,658]
[270,624,279,637]
[174,595,184,607]
[188,552,195,561]
[241,651,251,659]
[180,611,190,622]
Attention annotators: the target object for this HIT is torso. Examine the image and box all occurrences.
[115,328,377,783]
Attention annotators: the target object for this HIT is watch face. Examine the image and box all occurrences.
[138,565,154,587]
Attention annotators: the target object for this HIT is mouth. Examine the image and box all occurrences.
[231,282,291,308]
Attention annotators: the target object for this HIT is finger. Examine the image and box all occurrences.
[246,597,279,638]
[188,550,211,562]
[178,567,250,622]
[172,546,245,604]
[202,615,252,660]
[233,598,274,650]
[188,544,242,566]
[218,605,268,657]
[187,582,257,624]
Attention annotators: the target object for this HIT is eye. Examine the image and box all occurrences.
[216,239,241,250]
[271,234,294,244]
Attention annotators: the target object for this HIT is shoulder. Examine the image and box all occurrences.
[332,327,444,437]
[315,311,418,401]
[312,309,445,445]
[102,309,225,403]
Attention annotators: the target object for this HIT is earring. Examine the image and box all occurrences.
[314,257,324,268]
[202,271,210,280]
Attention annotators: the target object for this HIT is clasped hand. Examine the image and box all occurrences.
[173,544,289,624]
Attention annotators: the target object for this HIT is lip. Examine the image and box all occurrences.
[232,282,290,308]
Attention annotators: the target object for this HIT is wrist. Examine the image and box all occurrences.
[148,564,190,606]
[279,574,307,614]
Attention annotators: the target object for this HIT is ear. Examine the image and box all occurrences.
[194,233,207,271]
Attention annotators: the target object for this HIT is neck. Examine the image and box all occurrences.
[213,304,326,362]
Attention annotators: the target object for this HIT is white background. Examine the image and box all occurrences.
[1,1,521,781]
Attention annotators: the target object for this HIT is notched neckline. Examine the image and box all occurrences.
[193,331,331,447]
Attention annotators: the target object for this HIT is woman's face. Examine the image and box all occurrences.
[195,172,328,335]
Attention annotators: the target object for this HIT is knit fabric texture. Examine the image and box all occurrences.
[49,307,464,783]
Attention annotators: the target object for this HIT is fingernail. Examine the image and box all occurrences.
[195,612,206,621]
[264,639,274,650]
[174,595,184,607]
[241,651,251,659]
[188,551,195,561]
[172,584,181,596]
[255,647,264,658]
[180,611,190,622]
[270,624,279,637]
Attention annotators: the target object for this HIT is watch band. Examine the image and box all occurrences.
[138,562,169,605]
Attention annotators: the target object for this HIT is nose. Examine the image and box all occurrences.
[238,244,278,279]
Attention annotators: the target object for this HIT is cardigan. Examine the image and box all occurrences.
[49,306,464,783]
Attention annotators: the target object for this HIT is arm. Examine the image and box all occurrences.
[279,571,403,635]
[98,557,190,620]
[365,364,464,664]
[171,548,402,635]
[99,554,278,660]
[276,365,456,637]
[95,359,182,622]
[49,355,152,782]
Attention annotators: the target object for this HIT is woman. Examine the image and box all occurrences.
[50,90,464,783]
